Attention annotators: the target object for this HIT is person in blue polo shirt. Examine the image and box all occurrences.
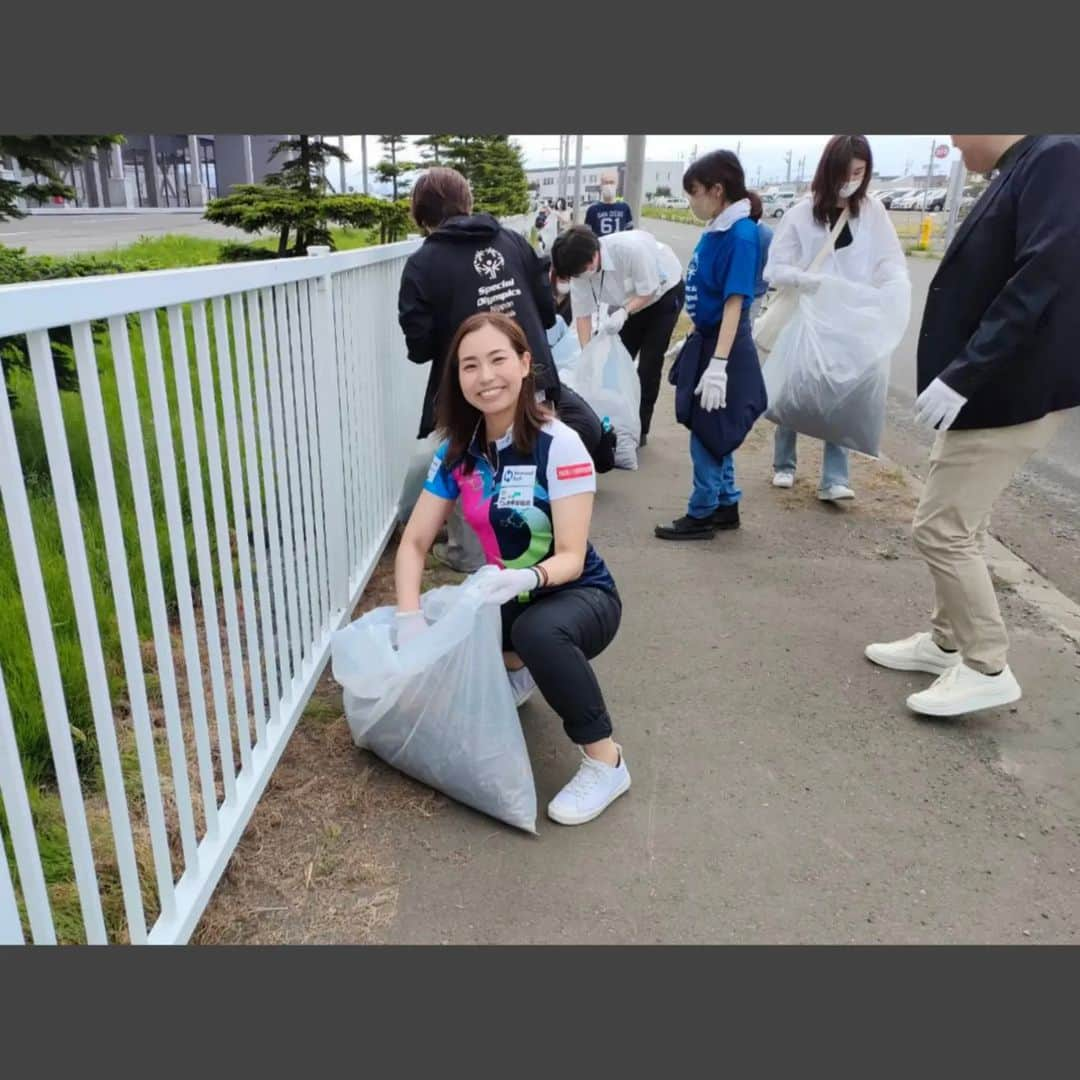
[655,150,767,541]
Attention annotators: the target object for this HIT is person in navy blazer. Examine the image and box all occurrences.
[866,135,1080,719]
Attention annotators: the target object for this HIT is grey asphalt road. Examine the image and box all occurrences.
[643,214,1080,604]
[0,211,254,255]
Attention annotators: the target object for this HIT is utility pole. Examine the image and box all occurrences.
[920,138,936,234]
[943,157,968,248]
[338,135,346,194]
[784,150,792,184]
[624,134,647,228]
[360,135,369,194]
[572,134,584,222]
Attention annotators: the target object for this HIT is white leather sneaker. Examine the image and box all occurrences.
[772,471,795,489]
[865,631,963,675]
[547,747,631,826]
[906,663,1022,718]
[819,484,855,501]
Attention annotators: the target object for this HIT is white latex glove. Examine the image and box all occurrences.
[914,377,967,431]
[694,357,728,412]
[794,271,824,293]
[601,306,628,334]
[470,567,541,606]
[395,610,428,649]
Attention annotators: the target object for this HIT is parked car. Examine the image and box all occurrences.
[893,190,927,211]
[879,188,915,210]
[762,191,796,218]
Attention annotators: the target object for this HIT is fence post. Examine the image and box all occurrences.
[308,247,350,618]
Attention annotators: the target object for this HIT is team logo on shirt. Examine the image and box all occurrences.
[556,462,594,480]
[473,248,506,280]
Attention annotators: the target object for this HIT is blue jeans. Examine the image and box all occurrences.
[773,426,849,490]
[688,432,741,517]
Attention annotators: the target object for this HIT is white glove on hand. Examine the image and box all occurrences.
[395,610,428,649]
[914,377,967,431]
[694,357,728,412]
[794,271,824,294]
[602,307,628,334]
[470,567,541,606]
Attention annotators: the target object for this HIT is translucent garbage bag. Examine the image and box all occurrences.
[330,576,538,834]
[567,333,641,471]
[548,315,582,380]
[763,274,910,457]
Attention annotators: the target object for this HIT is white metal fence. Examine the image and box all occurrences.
[0,240,426,944]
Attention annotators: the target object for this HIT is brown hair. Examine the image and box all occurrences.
[812,135,873,225]
[436,312,551,473]
[410,166,474,232]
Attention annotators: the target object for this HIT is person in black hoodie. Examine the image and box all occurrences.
[398,167,612,569]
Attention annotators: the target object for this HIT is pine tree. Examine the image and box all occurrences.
[204,135,350,254]
[376,135,418,200]
[444,135,529,218]
[415,134,454,166]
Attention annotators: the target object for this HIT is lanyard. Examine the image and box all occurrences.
[590,268,606,312]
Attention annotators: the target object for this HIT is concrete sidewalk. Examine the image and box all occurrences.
[197,408,1080,945]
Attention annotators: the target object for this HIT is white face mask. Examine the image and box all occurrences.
[556,280,571,296]
[839,179,861,198]
[601,184,616,200]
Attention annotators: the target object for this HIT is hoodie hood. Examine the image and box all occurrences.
[427,212,501,242]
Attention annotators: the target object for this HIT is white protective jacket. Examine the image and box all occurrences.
[764,194,909,291]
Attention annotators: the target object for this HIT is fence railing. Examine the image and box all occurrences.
[0,240,425,944]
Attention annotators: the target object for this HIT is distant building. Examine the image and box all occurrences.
[3,135,289,211]
[526,160,684,203]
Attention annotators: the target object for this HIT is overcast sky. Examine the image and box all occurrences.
[337,135,957,193]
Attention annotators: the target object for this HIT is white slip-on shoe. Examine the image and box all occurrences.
[819,484,855,502]
[906,663,1022,718]
[507,666,537,708]
[547,746,631,826]
[772,471,795,489]
[865,631,963,675]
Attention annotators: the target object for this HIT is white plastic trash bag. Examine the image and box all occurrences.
[567,333,641,471]
[330,576,538,833]
[763,274,910,457]
[548,315,582,380]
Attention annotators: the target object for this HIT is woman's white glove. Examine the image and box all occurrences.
[694,357,728,412]
[470,567,541,606]
[914,377,967,431]
[767,266,823,293]
[601,307,628,334]
[395,610,428,649]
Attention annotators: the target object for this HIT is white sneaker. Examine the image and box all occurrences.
[819,484,855,501]
[906,663,1022,718]
[772,471,795,489]
[865,631,963,675]
[507,666,537,708]
[547,746,631,826]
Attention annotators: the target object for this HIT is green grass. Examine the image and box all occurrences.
[641,205,697,226]
[69,226,381,271]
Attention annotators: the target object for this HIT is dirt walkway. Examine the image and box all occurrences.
[196,414,1080,945]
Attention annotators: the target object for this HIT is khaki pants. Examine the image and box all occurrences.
[911,411,1066,674]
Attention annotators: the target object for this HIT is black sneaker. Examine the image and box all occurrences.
[654,514,716,541]
[710,504,740,530]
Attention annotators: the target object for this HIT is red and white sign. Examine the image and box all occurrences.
[934,144,950,160]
